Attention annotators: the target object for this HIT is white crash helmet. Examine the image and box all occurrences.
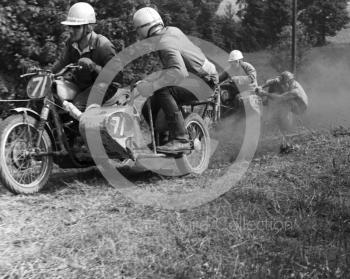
[228,50,243,62]
[133,7,164,38]
[61,2,96,26]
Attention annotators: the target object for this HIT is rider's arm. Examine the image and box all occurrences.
[240,61,257,84]
[261,78,279,89]
[94,37,117,74]
[229,62,257,87]
[51,44,71,74]
[218,71,229,83]
[267,90,299,101]
[282,82,308,104]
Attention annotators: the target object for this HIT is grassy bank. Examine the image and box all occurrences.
[0,128,349,278]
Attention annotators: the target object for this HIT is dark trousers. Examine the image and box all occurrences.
[73,85,116,111]
[142,86,197,141]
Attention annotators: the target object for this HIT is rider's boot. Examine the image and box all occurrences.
[147,131,169,150]
[157,112,191,153]
[157,138,191,153]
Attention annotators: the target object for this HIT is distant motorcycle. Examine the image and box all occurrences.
[0,65,211,194]
[201,80,263,128]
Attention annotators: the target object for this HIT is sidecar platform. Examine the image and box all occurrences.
[134,147,188,159]
[135,152,166,159]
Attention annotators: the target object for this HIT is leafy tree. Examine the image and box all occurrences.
[217,3,240,51]
[0,0,67,73]
[196,1,224,47]
[237,0,349,48]
[236,0,268,49]
[157,0,197,34]
[264,0,291,42]
[298,0,349,46]
[237,0,291,49]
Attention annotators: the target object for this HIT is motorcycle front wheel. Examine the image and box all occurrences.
[176,113,211,175]
[0,114,53,194]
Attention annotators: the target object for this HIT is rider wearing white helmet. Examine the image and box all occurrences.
[133,7,218,153]
[219,50,257,95]
[52,2,117,109]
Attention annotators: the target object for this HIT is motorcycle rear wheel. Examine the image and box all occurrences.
[0,114,53,194]
[176,113,211,175]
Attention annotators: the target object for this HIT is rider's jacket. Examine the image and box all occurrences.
[149,26,218,91]
[264,78,308,114]
[52,31,117,90]
[219,61,257,93]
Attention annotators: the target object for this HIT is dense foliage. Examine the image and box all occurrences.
[0,0,348,90]
[298,0,349,46]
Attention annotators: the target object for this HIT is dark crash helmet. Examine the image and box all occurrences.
[279,71,294,84]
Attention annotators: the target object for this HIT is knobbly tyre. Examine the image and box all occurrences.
[0,64,212,194]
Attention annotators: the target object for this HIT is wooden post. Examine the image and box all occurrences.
[291,0,297,76]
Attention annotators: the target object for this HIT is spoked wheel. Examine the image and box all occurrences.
[0,114,53,194]
[176,113,210,175]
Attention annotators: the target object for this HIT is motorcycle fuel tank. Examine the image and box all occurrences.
[55,79,79,100]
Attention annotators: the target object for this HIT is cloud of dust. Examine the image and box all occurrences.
[209,112,246,166]
[299,44,350,129]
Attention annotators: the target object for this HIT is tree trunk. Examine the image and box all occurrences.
[316,24,327,46]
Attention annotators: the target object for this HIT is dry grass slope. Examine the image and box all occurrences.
[0,128,350,278]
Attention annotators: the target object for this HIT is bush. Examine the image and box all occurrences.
[0,0,67,74]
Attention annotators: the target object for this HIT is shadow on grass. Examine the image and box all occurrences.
[42,166,160,195]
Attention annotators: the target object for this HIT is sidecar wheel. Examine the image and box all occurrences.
[176,113,210,175]
[0,114,53,194]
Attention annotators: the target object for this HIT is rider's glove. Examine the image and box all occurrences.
[209,73,219,85]
[203,73,219,88]
[236,93,243,101]
[255,86,268,97]
[230,76,238,84]
[255,86,262,95]
[78,57,97,72]
[135,80,154,97]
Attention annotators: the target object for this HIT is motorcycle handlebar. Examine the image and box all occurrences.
[20,72,37,78]
[20,64,83,79]
[53,64,82,78]
[20,67,51,78]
